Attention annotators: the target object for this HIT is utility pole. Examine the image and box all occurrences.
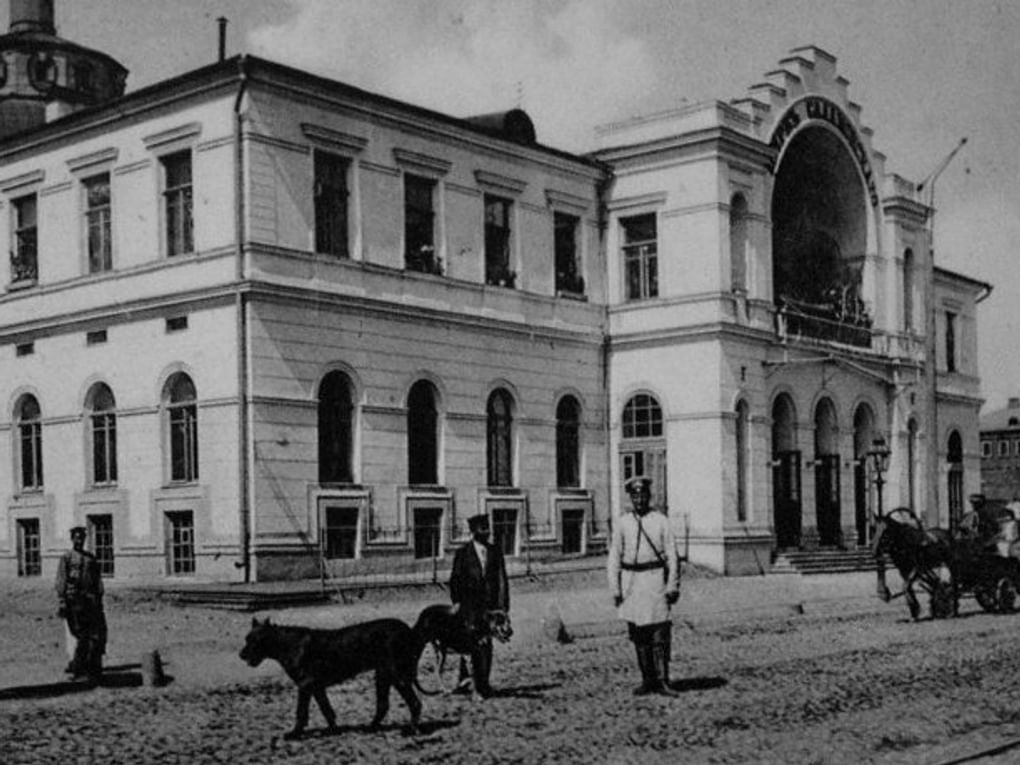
[916,137,967,527]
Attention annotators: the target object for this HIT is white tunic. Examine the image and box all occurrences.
[607,510,679,626]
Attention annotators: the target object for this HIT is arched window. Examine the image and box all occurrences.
[903,248,915,332]
[487,388,514,487]
[318,371,354,484]
[622,393,662,439]
[407,380,438,485]
[556,395,581,488]
[86,383,117,486]
[730,193,749,293]
[16,394,43,490]
[165,373,198,483]
[735,399,750,522]
[620,393,666,512]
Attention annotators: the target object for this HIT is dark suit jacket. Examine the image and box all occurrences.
[449,540,509,614]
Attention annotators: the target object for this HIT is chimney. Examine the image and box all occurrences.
[10,0,55,35]
[1009,397,1020,409]
[217,16,227,62]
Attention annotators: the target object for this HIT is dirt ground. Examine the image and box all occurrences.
[5,569,1020,764]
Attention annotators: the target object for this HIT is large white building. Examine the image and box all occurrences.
[0,3,990,581]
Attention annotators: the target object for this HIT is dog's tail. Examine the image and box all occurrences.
[411,604,457,697]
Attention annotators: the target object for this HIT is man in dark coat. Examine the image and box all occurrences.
[449,513,509,698]
[55,526,107,683]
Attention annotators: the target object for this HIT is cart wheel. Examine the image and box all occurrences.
[976,585,999,613]
[416,642,461,696]
[996,578,1017,613]
[930,581,956,619]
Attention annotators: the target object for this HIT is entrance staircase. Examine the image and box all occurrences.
[771,547,878,575]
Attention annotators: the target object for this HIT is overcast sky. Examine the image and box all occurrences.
[37,0,1020,411]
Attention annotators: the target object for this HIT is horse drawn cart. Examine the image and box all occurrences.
[873,506,1020,620]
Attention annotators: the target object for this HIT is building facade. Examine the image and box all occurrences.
[0,10,991,581]
[980,398,1020,502]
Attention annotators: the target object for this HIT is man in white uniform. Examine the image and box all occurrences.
[607,476,679,696]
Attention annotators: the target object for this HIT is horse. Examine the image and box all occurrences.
[871,507,957,620]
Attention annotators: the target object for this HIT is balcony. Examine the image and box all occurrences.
[775,295,873,349]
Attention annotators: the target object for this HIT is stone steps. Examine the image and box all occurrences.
[773,549,879,575]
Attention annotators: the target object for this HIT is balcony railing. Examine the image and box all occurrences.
[776,296,873,349]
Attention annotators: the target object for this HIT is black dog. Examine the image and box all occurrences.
[412,603,512,653]
[240,617,421,739]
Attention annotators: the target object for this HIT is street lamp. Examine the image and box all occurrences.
[868,436,892,519]
[868,435,893,601]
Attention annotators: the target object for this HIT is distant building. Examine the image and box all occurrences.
[0,4,992,580]
[980,398,1020,502]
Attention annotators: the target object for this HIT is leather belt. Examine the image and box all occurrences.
[621,560,665,572]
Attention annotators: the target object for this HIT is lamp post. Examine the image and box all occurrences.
[868,435,892,601]
[868,436,892,519]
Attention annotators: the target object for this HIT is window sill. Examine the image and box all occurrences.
[556,289,587,302]
[7,278,38,292]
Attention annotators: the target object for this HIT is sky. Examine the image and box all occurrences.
[31,0,1020,412]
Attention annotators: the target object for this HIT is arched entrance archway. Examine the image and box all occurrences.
[852,404,876,546]
[814,398,841,546]
[947,430,964,530]
[772,121,871,346]
[771,394,801,548]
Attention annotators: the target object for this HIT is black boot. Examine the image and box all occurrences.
[652,644,679,697]
[633,643,657,695]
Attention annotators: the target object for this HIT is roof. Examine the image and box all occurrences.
[0,54,603,173]
[981,399,1020,431]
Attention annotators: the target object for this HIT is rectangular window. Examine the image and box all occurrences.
[999,440,1009,457]
[945,311,957,372]
[86,329,107,345]
[322,506,359,560]
[169,404,198,482]
[492,507,517,557]
[413,506,443,560]
[162,151,193,257]
[561,508,585,554]
[484,195,514,287]
[16,342,34,357]
[554,212,583,294]
[404,175,439,274]
[92,411,117,485]
[11,193,38,283]
[982,441,991,458]
[166,315,188,332]
[16,518,41,577]
[166,511,195,575]
[87,514,115,577]
[621,213,658,301]
[314,151,349,257]
[19,420,42,490]
[84,173,112,273]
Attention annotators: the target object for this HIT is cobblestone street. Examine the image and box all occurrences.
[4,571,1020,764]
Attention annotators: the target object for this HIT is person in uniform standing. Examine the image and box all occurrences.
[607,476,680,696]
[449,513,509,698]
[55,526,107,684]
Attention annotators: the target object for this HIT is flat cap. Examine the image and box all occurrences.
[625,476,652,494]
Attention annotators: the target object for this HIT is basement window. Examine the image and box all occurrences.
[86,329,108,346]
[166,316,188,333]
[16,342,34,357]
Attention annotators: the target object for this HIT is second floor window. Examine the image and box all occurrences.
[85,173,112,273]
[12,193,38,283]
[487,389,514,487]
[945,311,957,373]
[554,212,583,294]
[404,175,439,274]
[622,213,658,301]
[485,195,514,288]
[314,151,349,257]
[162,151,193,257]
